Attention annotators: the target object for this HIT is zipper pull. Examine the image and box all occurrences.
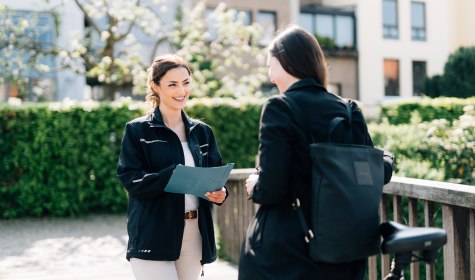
[201,264,204,277]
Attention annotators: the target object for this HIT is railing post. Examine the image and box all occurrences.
[380,194,390,279]
[408,198,420,280]
[470,209,475,280]
[424,200,437,280]
[443,204,471,280]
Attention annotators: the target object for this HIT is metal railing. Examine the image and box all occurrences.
[216,169,475,280]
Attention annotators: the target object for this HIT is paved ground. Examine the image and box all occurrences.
[0,214,238,280]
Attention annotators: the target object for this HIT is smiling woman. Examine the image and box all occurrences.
[117,54,229,280]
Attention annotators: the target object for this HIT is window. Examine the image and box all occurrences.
[383,0,398,39]
[298,12,355,50]
[0,10,57,101]
[315,14,333,38]
[335,16,354,48]
[235,10,252,26]
[257,11,276,46]
[412,61,426,96]
[205,8,252,41]
[384,59,399,96]
[205,8,219,41]
[411,2,426,41]
[299,13,313,32]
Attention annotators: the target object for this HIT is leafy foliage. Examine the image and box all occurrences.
[380,97,475,125]
[1,97,473,218]
[173,3,268,98]
[0,97,262,218]
[424,46,475,98]
[371,103,475,185]
[1,1,268,100]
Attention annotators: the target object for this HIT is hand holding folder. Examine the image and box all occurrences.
[164,163,234,200]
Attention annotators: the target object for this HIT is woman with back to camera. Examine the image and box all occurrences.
[117,54,228,280]
[238,25,394,279]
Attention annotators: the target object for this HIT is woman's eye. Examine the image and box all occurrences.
[169,84,176,87]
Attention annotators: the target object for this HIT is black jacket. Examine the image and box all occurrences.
[239,78,394,280]
[117,107,226,264]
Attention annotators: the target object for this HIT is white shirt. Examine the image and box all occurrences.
[181,142,199,211]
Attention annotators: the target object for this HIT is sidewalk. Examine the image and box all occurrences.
[0,214,238,280]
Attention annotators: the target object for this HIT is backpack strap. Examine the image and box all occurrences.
[283,96,354,144]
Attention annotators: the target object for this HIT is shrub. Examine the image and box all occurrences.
[424,46,475,98]
[380,97,475,125]
[0,98,263,218]
[440,47,475,98]
[370,105,475,185]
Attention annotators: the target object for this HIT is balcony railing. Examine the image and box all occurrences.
[216,169,475,280]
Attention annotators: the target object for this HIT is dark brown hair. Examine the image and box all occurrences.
[269,25,328,87]
[146,54,192,108]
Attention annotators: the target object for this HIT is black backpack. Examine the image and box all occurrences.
[283,97,384,263]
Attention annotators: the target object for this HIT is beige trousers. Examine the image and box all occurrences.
[130,219,202,280]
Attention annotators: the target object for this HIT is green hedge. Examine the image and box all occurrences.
[380,97,475,125]
[370,104,475,185]
[0,98,263,218]
[2,97,473,218]
[186,98,263,168]
[0,101,142,218]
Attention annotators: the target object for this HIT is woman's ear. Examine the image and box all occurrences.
[150,81,160,94]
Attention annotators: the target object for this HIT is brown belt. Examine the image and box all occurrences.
[184,210,198,219]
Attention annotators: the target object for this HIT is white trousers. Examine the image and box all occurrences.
[130,219,203,280]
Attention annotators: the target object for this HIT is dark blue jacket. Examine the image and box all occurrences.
[117,107,226,264]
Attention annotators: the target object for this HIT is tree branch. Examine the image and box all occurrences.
[115,0,141,41]
[149,36,168,62]
[72,0,102,34]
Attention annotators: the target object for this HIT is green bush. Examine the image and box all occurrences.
[424,46,475,98]
[0,100,144,218]
[2,97,473,218]
[424,74,443,98]
[186,97,263,168]
[440,47,475,98]
[0,98,263,218]
[370,105,475,185]
[380,97,475,125]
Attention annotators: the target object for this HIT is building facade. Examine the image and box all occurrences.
[2,0,474,110]
[313,0,475,115]
[1,0,86,102]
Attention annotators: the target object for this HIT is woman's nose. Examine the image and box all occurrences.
[178,86,187,94]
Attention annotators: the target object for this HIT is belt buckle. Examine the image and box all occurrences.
[185,211,196,219]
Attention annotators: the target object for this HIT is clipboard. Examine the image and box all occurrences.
[164,163,234,200]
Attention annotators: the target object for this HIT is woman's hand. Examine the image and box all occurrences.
[245,173,259,197]
[206,187,226,203]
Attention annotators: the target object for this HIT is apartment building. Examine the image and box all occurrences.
[313,0,475,115]
[2,0,474,108]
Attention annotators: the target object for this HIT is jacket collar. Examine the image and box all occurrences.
[285,77,327,93]
[149,107,198,132]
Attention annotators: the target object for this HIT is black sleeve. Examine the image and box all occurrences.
[117,123,175,199]
[251,97,294,205]
[383,151,395,184]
